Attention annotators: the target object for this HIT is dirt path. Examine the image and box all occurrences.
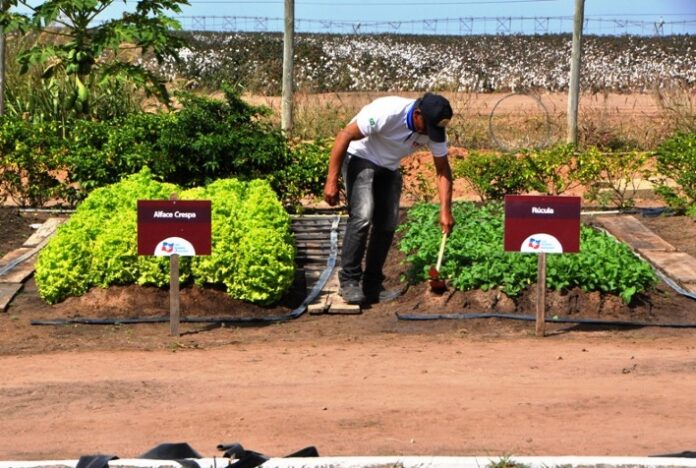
[2,331,696,461]
[3,210,696,462]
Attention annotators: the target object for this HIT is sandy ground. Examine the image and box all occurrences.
[1,330,696,461]
[2,167,696,462]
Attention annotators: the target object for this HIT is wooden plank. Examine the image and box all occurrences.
[0,283,24,312]
[292,232,345,240]
[595,215,676,252]
[643,251,696,284]
[321,269,361,314]
[297,255,336,263]
[0,247,39,284]
[307,290,332,315]
[325,293,362,314]
[0,256,37,283]
[295,243,336,250]
[0,217,66,284]
[23,217,65,247]
[292,222,347,230]
[0,247,34,269]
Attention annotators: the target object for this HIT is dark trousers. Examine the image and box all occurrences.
[339,155,402,290]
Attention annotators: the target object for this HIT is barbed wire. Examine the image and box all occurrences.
[174,15,696,35]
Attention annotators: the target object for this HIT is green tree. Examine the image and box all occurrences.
[0,0,187,116]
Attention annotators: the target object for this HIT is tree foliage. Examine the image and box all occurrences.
[0,0,188,115]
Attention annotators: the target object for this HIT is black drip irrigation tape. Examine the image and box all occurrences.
[31,215,342,327]
[395,311,696,328]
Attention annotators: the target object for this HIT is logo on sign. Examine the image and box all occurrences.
[155,237,196,256]
[521,233,563,253]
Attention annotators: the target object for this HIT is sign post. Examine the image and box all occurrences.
[504,195,581,336]
[168,194,181,337]
[536,252,546,336]
[137,197,212,337]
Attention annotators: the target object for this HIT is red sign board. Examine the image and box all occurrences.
[504,195,581,253]
[137,200,211,256]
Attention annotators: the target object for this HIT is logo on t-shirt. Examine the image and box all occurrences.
[369,118,376,127]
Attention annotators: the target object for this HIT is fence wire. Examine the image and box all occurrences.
[174,15,696,36]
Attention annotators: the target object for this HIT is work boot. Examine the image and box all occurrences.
[339,281,366,304]
[363,284,403,304]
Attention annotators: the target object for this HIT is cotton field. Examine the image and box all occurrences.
[151,32,696,94]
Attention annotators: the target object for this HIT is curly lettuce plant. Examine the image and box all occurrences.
[36,168,295,305]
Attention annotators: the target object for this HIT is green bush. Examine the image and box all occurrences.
[576,147,653,210]
[63,88,288,196]
[521,144,580,195]
[36,168,295,305]
[0,118,67,206]
[159,87,289,187]
[654,132,696,216]
[271,138,331,209]
[452,151,541,201]
[398,202,656,303]
[186,178,295,305]
[63,114,176,198]
[0,85,302,207]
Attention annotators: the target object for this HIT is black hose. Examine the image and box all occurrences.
[32,215,342,327]
[396,311,696,328]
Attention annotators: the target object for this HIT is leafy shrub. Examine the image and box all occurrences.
[654,132,696,216]
[36,169,295,305]
[452,151,540,201]
[0,85,299,207]
[576,148,654,210]
[186,178,295,305]
[271,138,331,209]
[63,114,176,198]
[398,202,656,303]
[2,33,140,124]
[159,88,289,187]
[0,117,67,206]
[61,88,288,196]
[521,144,581,196]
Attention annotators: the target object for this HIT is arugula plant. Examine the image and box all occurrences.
[398,202,656,304]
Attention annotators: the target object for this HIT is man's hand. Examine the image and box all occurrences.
[433,154,455,234]
[324,179,340,206]
[324,122,365,207]
[440,209,455,234]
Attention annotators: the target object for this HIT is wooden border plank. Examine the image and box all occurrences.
[0,283,24,312]
[23,217,65,247]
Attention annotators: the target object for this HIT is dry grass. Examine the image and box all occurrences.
[240,90,692,150]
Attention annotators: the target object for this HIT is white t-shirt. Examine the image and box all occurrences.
[347,96,449,171]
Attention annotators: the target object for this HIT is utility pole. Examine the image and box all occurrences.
[281,0,294,133]
[567,0,585,146]
[0,0,6,116]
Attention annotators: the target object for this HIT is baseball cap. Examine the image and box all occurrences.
[418,93,453,143]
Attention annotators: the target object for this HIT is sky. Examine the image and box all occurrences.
[165,0,696,34]
[19,0,696,34]
[172,0,696,22]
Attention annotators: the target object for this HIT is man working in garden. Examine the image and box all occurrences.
[323,92,455,305]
